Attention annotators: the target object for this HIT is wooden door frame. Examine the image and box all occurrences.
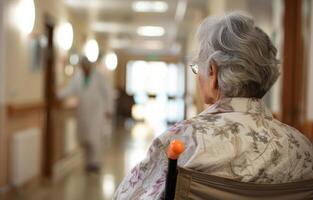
[281,0,305,129]
[42,14,56,177]
[282,0,313,140]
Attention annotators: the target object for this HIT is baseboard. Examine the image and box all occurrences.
[52,149,84,181]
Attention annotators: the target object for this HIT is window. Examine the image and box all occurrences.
[126,60,185,134]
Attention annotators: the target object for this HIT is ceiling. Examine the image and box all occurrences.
[64,0,207,56]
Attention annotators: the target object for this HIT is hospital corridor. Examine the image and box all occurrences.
[1,0,313,200]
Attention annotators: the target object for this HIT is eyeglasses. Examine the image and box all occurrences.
[189,63,199,74]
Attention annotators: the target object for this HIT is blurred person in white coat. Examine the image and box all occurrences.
[58,56,110,173]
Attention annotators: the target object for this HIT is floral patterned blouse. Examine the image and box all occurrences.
[113,98,313,200]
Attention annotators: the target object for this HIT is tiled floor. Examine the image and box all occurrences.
[0,120,157,200]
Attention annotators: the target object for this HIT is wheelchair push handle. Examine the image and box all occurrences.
[165,140,185,200]
[167,140,185,160]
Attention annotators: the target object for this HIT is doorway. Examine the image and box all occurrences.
[126,60,185,135]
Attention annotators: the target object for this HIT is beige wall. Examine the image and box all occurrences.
[0,0,5,104]
[4,0,90,105]
[0,0,7,189]
[4,0,63,104]
[184,5,207,114]
[0,0,92,189]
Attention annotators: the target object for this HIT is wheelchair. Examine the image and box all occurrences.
[165,140,313,200]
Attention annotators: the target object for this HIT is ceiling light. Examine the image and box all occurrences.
[132,1,168,13]
[12,0,36,34]
[69,54,79,65]
[137,26,165,37]
[64,65,74,76]
[92,22,130,33]
[84,39,99,63]
[56,22,73,51]
[104,52,118,71]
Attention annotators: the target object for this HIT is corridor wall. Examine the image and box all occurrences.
[0,0,92,189]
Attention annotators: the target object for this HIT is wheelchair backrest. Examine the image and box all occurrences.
[174,167,313,200]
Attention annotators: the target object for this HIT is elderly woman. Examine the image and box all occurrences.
[113,13,313,200]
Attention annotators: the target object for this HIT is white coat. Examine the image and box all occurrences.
[59,68,108,166]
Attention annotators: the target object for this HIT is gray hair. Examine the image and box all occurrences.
[195,12,280,98]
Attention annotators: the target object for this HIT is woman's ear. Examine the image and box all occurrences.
[209,61,219,90]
